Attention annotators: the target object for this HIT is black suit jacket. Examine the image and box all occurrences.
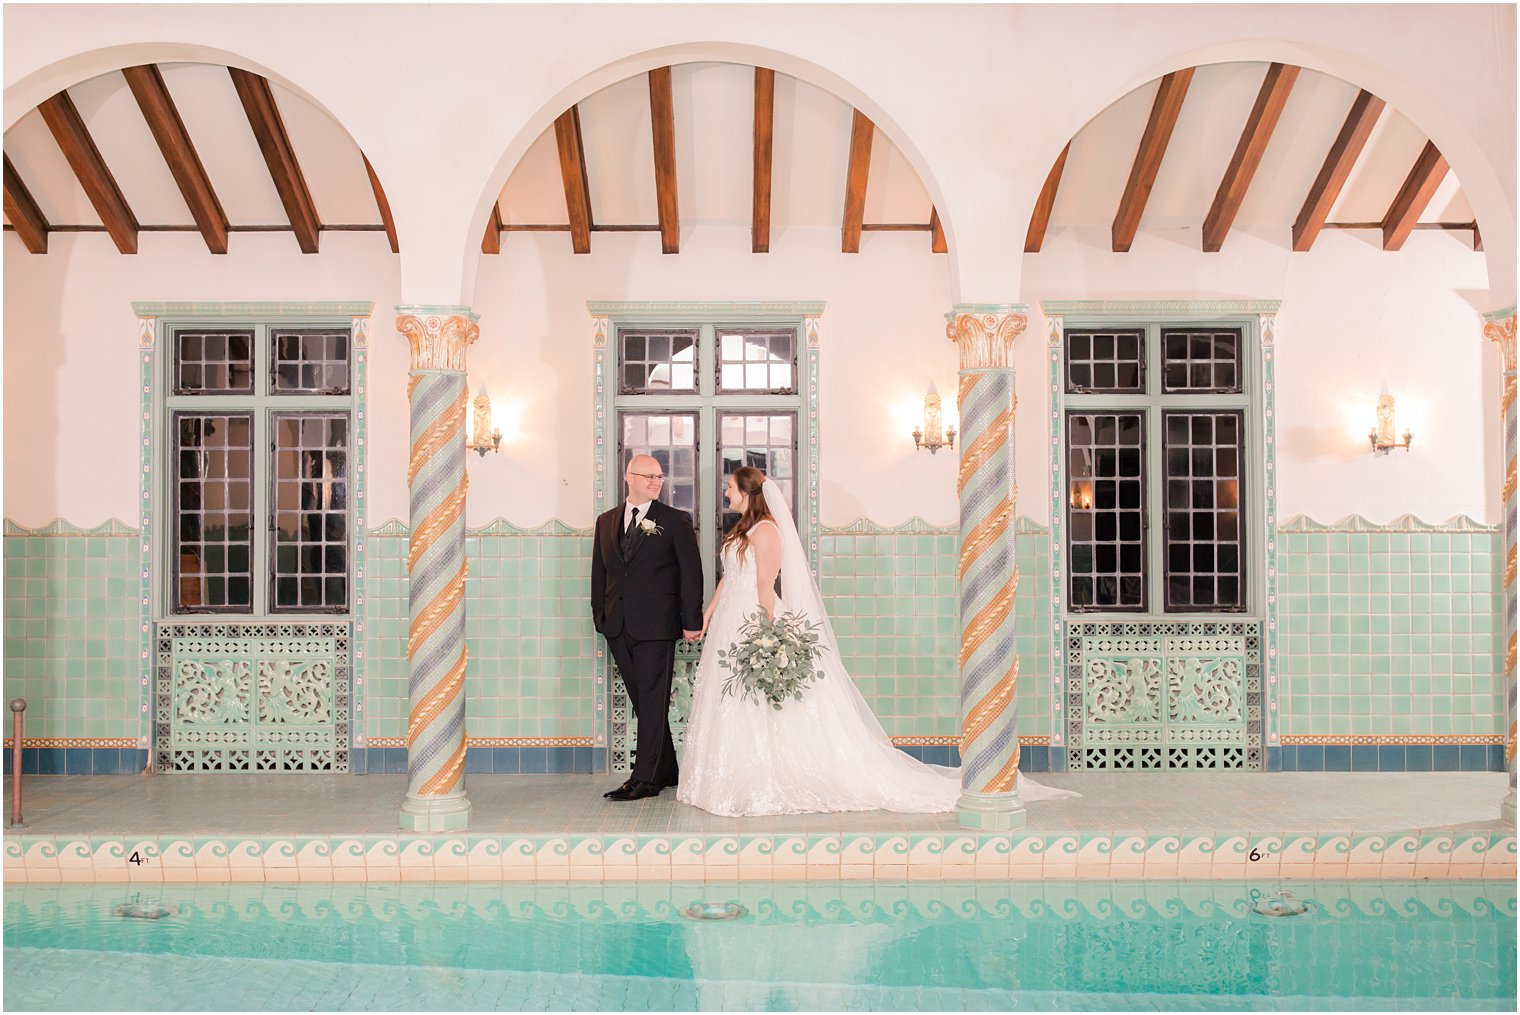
[590,499,703,640]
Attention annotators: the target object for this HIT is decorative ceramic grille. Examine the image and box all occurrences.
[156,621,350,772]
[1066,620,1261,770]
[610,638,702,773]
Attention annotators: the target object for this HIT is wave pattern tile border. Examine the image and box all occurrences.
[6,830,1512,883]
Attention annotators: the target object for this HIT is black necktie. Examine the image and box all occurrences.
[621,506,640,556]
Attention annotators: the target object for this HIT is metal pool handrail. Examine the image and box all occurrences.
[9,697,24,827]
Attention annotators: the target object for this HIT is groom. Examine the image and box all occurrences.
[591,455,703,801]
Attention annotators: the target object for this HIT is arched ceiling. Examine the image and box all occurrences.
[1,60,1480,259]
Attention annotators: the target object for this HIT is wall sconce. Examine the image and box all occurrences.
[912,382,957,454]
[467,385,503,457]
[1367,393,1413,455]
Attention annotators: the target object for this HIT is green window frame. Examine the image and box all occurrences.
[607,315,809,599]
[157,315,358,618]
[1062,318,1261,617]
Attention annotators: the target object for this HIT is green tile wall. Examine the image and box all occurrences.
[2,530,141,741]
[1276,529,1505,736]
[361,528,600,741]
[817,525,1053,740]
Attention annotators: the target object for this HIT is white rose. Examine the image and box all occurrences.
[638,518,659,534]
[758,637,776,648]
[776,650,789,668]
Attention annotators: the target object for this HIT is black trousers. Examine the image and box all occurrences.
[605,631,680,786]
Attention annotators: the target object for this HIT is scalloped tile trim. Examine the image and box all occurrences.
[7,830,1510,883]
[368,518,592,537]
[3,518,138,537]
[1277,513,1498,532]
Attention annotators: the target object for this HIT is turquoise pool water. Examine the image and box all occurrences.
[4,881,1514,1011]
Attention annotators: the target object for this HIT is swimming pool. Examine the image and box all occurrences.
[5,881,1514,1011]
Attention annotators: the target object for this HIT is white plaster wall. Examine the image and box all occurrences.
[1022,227,1494,526]
[468,226,959,529]
[5,224,1496,533]
[2,231,401,528]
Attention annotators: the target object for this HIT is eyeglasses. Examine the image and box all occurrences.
[629,471,666,481]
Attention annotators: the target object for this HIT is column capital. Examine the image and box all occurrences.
[1484,309,1516,373]
[395,306,480,372]
[945,305,1028,371]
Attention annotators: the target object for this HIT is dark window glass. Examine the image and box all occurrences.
[1065,329,1145,393]
[270,329,352,394]
[1163,410,1246,611]
[269,413,350,612]
[172,413,255,612]
[1066,411,1146,611]
[174,330,255,394]
[1159,328,1243,393]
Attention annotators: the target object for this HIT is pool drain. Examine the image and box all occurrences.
[681,901,747,921]
[1252,892,1310,918]
[114,902,176,920]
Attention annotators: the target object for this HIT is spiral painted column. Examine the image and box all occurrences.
[947,306,1028,829]
[396,308,478,832]
[1484,308,1516,823]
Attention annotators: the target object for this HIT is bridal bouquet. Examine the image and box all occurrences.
[718,610,827,710]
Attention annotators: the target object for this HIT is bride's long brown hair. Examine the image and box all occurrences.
[721,466,773,562]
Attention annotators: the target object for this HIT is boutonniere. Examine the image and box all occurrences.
[638,517,663,536]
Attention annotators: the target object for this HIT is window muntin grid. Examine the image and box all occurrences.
[619,329,698,394]
[1066,412,1147,611]
[271,328,352,395]
[619,412,700,520]
[172,412,255,612]
[1065,328,1145,394]
[173,329,255,395]
[270,412,350,613]
[716,328,796,394]
[1161,328,1242,393]
[717,412,797,536]
[1163,411,1245,611]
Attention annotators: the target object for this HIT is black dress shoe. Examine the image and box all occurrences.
[602,777,636,799]
[607,779,663,802]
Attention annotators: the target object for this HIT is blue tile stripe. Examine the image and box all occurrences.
[8,742,1501,775]
[1275,743,1504,772]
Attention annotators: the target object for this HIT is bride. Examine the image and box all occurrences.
[677,466,1077,817]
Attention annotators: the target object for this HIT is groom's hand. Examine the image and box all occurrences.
[682,629,702,641]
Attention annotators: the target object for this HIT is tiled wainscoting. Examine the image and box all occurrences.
[6,829,1514,883]
[3,515,1509,773]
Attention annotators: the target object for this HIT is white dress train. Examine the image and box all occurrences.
[677,512,1078,817]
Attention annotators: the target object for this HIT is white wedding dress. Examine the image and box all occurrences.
[677,480,1078,817]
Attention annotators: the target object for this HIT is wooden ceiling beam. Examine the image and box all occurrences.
[929,207,947,253]
[842,109,875,253]
[3,155,50,253]
[228,67,321,253]
[752,67,775,254]
[38,89,139,254]
[552,105,593,254]
[1380,140,1448,251]
[1202,63,1300,252]
[1112,68,1194,253]
[362,155,399,253]
[123,63,229,254]
[481,202,503,255]
[1292,89,1385,252]
[648,66,680,254]
[1024,142,1070,253]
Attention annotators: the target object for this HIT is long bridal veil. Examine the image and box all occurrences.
[758,478,1078,804]
[759,479,902,746]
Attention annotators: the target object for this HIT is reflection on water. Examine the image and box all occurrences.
[5,881,1515,1011]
